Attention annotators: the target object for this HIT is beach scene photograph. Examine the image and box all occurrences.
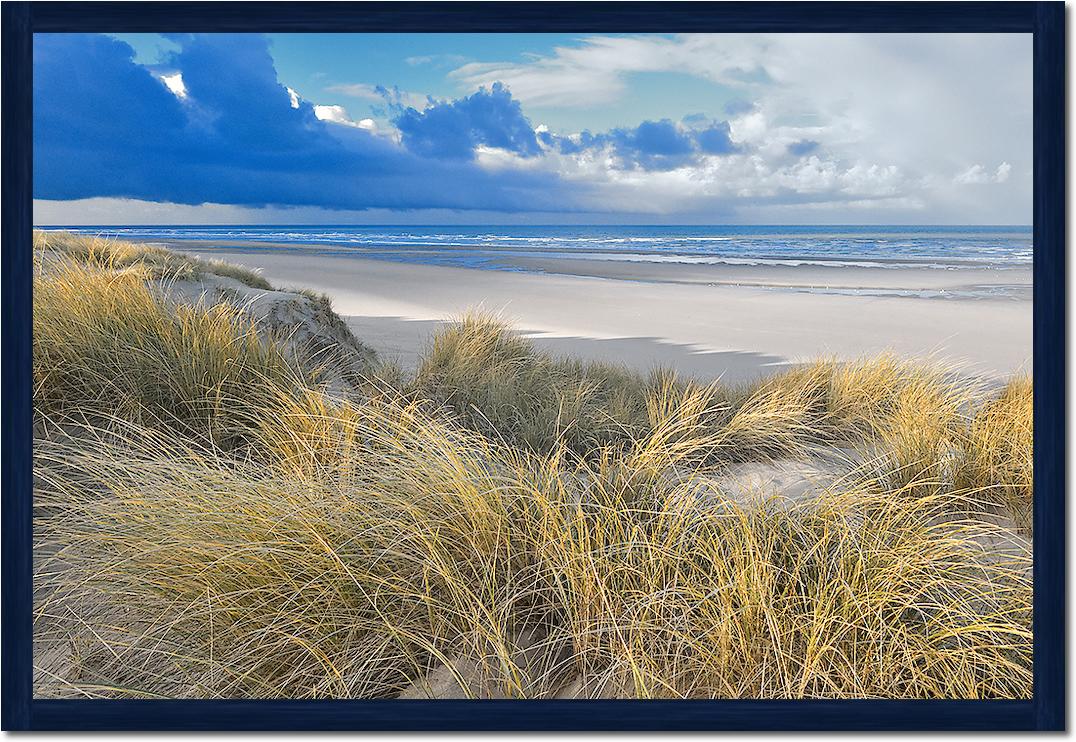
[32,31,1032,699]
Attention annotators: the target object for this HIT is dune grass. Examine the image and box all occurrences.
[31,237,1034,700]
[410,314,982,469]
[955,376,1033,530]
[35,230,273,289]
[35,403,1031,700]
[411,313,656,453]
[33,254,316,450]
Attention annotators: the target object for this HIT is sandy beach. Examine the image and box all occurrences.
[175,242,1032,384]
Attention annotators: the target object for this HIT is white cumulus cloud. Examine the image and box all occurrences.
[158,72,188,99]
[954,162,1012,185]
[448,33,1030,222]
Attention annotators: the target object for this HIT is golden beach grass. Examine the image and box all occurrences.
[411,312,655,453]
[32,236,1034,699]
[955,376,1033,530]
[33,254,313,450]
[35,230,273,288]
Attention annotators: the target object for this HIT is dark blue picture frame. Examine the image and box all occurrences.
[2,1,1065,730]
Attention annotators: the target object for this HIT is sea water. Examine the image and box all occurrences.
[38,225,1032,272]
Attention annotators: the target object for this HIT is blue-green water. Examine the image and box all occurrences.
[38,225,1032,271]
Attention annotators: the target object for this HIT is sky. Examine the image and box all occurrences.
[33,32,1032,225]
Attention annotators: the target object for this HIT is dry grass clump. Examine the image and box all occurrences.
[412,316,980,473]
[841,361,976,498]
[955,377,1033,530]
[34,406,514,699]
[35,404,1032,700]
[412,312,655,453]
[713,362,838,460]
[35,230,273,289]
[534,461,1030,699]
[721,355,975,466]
[33,255,315,449]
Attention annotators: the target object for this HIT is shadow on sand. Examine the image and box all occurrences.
[343,314,791,385]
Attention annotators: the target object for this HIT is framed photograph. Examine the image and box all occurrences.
[2,0,1064,731]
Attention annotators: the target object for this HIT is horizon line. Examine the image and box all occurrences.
[32,223,1035,229]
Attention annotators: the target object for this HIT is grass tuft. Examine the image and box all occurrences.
[33,254,316,449]
[36,230,273,289]
[955,376,1033,530]
[412,312,654,453]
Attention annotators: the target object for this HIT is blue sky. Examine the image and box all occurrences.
[112,33,746,134]
[33,33,1031,225]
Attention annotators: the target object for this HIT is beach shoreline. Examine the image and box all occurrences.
[163,239,1032,385]
[145,237,1033,297]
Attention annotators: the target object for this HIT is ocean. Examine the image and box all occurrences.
[38,225,1033,272]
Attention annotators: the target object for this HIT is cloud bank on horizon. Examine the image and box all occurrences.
[33,32,1031,224]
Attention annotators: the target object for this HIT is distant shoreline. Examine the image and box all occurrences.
[132,236,1033,301]
[168,242,1032,384]
[34,224,1033,267]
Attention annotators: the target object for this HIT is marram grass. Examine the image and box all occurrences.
[33,251,343,452]
[35,230,273,288]
[955,376,1033,531]
[32,235,1034,700]
[34,406,1032,700]
[411,312,655,453]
